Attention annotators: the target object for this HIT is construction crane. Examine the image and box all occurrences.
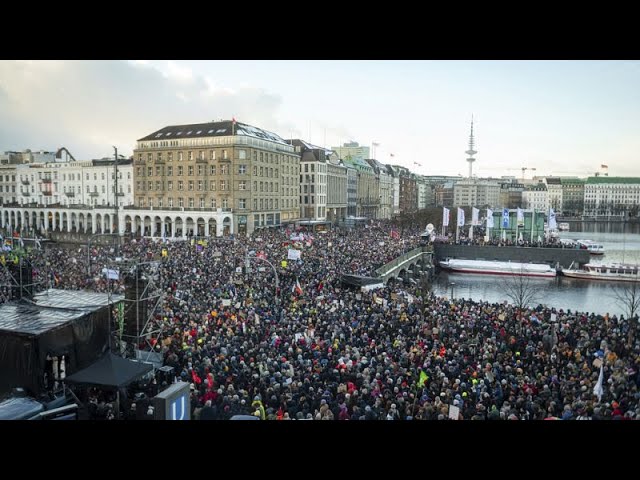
[521,167,536,181]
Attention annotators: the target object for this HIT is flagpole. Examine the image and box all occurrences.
[530,208,535,243]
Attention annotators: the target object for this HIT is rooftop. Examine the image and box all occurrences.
[586,176,640,185]
[0,289,124,336]
[137,120,289,146]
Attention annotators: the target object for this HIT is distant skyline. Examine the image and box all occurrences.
[1,60,639,177]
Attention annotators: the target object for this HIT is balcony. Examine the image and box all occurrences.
[22,191,31,196]
[42,178,52,183]
[218,157,231,163]
[88,191,99,197]
[42,191,52,196]
[65,191,75,197]
[21,179,30,185]
[195,157,208,164]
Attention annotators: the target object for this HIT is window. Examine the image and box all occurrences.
[239,181,246,190]
[198,165,204,176]
[253,166,258,176]
[159,198,163,208]
[148,181,153,191]
[253,181,257,191]
[238,149,247,160]
[147,153,152,163]
[210,165,216,175]
[147,167,153,176]
[211,198,217,209]
[156,181,161,191]
[178,166,183,176]
[210,150,216,160]
[198,180,203,191]
[238,198,246,209]
[198,150,204,161]
[220,180,226,191]
[178,151,183,161]
[188,151,193,161]
[238,164,247,175]
[223,150,228,159]
[168,152,173,162]
[178,180,184,191]
[220,165,228,175]
[156,166,161,176]
[222,198,228,209]
[210,181,216,191]
[168,166,173,176]
[157,153,163,162]
[189,197,194,208]
[199,198,205,208]
[94,173,97,180]
[253,198,258,210]
[188,181,194,191]
[168,198,173,207]
[188,166,194,176]
[260,167,264,177]
[178,197,184,207]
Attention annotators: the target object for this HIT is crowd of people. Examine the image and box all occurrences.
[2,222,639,420]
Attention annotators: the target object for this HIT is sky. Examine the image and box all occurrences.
[1,60,639,178]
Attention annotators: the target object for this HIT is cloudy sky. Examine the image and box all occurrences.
[1,60,639,177]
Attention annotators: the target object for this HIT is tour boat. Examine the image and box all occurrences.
[576,240,605,255]
[439,259,557,277]
[561,262,640,282]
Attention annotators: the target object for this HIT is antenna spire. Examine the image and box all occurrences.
[465,115,477,178]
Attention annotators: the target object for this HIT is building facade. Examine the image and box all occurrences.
[366,158,393,219]
[583,176,640,217]
[453,179,501,208]
[561,177,585,216]
[545,177,563,212]
[331,141,370,163]
[326,158,347,223]
[133,120,300,236]
[521,183,549,212]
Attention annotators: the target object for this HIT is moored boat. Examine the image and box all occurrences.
[561,263,640,282]
[576,240,605,255]
[439,259,557,277]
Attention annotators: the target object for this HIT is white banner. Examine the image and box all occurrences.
[287,248,301,260]
[472,207,479,226]
[549,208,557,230]
[457,208,465,227]
[487,208,494,228]
[517,208,525,226]
[442,207,450,227]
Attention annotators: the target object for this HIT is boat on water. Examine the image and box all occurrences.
[576,239,605,255]
[558,222,570,231]
[439,259,557,277]
[562,262,640,282]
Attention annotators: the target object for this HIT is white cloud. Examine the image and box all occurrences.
[0,60,289,159]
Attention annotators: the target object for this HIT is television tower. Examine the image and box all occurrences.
[465,115,477,178]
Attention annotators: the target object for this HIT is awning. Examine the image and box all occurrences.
[65,352,153,389]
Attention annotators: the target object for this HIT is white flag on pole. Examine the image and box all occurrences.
[487,209,494,228]
[442,207,450,227]
[549,208,557,230]
[593,363,604,401]
[472,207,479,226]
[457,208,465,227]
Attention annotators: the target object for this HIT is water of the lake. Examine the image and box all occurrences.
[431,221,640,316]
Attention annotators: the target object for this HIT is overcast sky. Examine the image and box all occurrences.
[1,60,639,178]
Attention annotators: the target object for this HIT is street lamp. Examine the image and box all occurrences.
[449,281,455,300]
[244,254,279,306]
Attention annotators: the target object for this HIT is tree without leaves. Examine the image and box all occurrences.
[499,266,549,310]
[611,278,640,348]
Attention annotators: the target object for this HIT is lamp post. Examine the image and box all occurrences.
[245,254,279,306]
